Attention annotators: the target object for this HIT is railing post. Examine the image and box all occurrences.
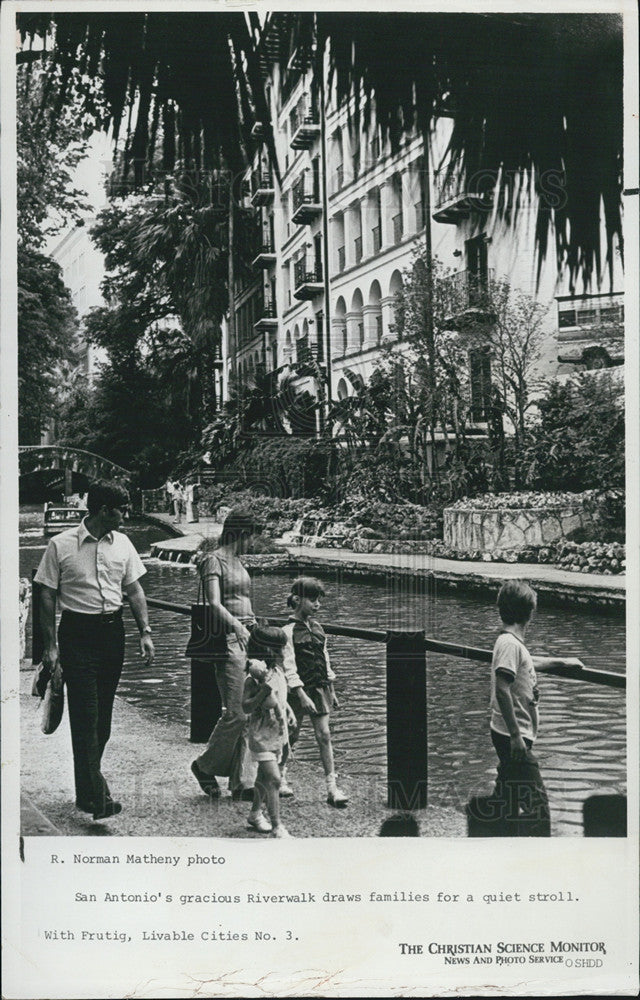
[31,570,44,665]
[386,630,428,810]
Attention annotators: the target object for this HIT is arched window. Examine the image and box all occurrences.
[351,288,364,351]
[369,279,383,343]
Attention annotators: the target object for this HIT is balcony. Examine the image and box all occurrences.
[557,292,624,366]
[251,241,277,269]
[443,269,496,327]
[432,166,495,224]
[254,299,279,330]
[293,257,324,300]
[289,95,320,150]
[291,172,322,225]
[251,168,274,206]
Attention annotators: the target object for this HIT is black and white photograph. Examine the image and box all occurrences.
[2,2,638,997]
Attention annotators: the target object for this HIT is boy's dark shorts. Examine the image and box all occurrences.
[290,683,333,716]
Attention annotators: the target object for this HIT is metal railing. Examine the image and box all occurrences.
[292,171,320,212]
[294,256,323,287]
[251,167,273,193]
[446,268,496,310]
[289,95,320,135]
[30,580,626,814]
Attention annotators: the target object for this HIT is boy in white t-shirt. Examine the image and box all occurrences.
[489,579,583,836]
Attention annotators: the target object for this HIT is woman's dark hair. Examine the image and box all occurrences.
[86,479,130,515]
[219,510,263,546]
[286,576,325,609]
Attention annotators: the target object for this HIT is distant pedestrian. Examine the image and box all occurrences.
[164,478,175,514]
[34,479,155,820]
[171,481,183,524]
[482,579,584,836]
[185,482,199,523]
[242,625,297,838]
[281,577,348,807]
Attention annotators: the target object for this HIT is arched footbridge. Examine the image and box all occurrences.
[19,446,132,484]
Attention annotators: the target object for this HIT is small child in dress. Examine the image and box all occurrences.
[281,577,348,808]
[242,624,296,838]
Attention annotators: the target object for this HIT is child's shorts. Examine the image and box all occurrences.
[301,684,333,716]
[253,744,289,765]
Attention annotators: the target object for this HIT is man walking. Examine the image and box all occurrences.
[35,479,155,820]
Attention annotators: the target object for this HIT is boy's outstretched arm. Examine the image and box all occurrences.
[495,672,528,761]
[533,655,585,672]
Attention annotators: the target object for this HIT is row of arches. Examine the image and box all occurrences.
[333,270,403,357]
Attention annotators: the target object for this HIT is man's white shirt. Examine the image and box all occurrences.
[34,519,146,613]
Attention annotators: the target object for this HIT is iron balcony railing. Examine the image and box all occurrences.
[254,298,278,326]
[289,94,320,148]
[292,172,321,213]
[433,165,495,220]
[446,268,496,310]
[294,256,323,287]
[251,167,273,193]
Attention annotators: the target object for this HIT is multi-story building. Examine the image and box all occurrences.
[225,20,624,433]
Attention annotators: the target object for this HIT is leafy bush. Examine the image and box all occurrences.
[221,437,337,499]
[522,374,624,492]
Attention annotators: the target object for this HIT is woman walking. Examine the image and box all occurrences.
[190,511,261,800]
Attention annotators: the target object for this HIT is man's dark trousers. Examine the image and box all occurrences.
[58,610,125,811]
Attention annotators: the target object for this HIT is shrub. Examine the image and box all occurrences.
[522,374,624,492]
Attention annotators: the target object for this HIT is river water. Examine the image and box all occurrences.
[20,507,626,835]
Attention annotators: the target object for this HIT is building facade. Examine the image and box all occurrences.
[225,24,624,431]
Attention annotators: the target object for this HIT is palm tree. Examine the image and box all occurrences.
[18,11,622,287]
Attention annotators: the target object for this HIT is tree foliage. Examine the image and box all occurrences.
[18,11,623,286]
[17,63,88,443]
[18,246,77,443]
[522,374,624,492]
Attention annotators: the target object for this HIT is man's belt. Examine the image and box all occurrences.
[61,608,123,624]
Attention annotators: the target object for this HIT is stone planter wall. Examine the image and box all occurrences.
[443,503,593,554]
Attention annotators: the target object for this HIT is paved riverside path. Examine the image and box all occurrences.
[19,665,465,838]
[145,513,624,608]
